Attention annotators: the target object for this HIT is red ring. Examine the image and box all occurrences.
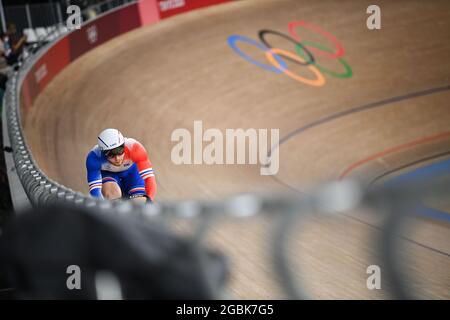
[288,21,345,59]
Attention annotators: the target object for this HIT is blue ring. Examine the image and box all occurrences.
[227,35,288,74]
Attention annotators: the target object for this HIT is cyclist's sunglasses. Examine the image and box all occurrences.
[104,144,125,158]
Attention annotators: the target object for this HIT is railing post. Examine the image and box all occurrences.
[56,2,63,24]
[25,4,33,29]
[0,0,6,33]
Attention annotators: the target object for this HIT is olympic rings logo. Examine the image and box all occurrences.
[227,21,353,87]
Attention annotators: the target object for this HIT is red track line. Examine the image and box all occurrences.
[339,131,450,180]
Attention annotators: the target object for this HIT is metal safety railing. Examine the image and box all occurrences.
[2,1,449,300]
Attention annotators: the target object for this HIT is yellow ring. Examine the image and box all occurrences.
[265,48,325,87]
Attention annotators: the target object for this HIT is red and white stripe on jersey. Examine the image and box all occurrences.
[102,177,118,183]
[88,179,102,192]
[139,168,154,180]
[129,187,146,195]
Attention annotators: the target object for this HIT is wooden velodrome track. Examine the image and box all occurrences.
[21,0,449,298]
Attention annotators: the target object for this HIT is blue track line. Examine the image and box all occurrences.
[386,158,450,223]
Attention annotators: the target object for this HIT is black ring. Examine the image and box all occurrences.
[258,29,315,66]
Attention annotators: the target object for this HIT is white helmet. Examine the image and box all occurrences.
[97,128,125,151]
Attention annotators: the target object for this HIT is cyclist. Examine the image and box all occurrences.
[86,128,156,203]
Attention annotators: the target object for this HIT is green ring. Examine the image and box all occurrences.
[295,41,353,79]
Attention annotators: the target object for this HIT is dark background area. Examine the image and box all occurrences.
[1,1,110,36]
[0,118,13,226]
